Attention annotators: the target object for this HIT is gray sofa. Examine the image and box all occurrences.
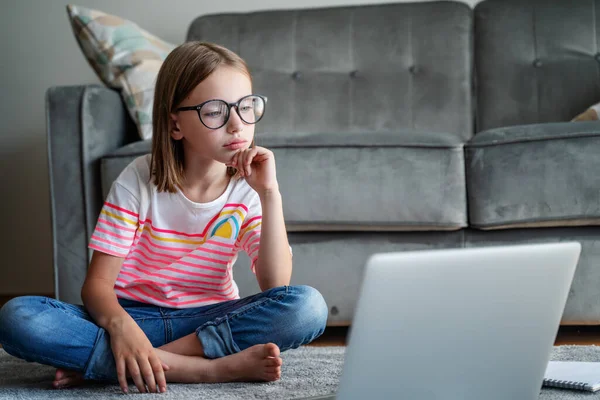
[47,0,600,326]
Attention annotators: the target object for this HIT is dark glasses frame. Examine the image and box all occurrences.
[175,94,268,130]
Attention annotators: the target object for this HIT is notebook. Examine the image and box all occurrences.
[543,361,600,392]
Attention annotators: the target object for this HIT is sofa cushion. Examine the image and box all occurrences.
[474,0,600,131]
[187,1,474,141]
[101,139,151,198]
[102,131,467,231]
[466,122,600,230]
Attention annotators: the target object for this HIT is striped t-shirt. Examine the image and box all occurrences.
[89,154,263,308]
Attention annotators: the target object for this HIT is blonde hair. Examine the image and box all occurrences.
[151,41,252,193]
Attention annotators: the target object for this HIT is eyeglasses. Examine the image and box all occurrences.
[176,94,267,130]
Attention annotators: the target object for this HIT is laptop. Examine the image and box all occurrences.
[302,242,581,400]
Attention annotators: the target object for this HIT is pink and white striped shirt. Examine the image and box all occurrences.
[89,154,265,308]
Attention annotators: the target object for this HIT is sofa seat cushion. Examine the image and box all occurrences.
[101,139,151,199]
[102,131,467,231]
[466,122,600,230]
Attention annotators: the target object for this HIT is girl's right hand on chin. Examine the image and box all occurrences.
[108,317,170,394]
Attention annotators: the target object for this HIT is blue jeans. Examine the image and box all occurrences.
[0,285,328,382]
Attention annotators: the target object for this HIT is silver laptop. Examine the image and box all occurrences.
[303,242,581,400]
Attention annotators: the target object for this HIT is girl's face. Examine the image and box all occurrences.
[170,66,255,165]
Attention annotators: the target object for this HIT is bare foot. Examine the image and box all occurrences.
[156,342,283,383]
[53,368,84,389]
[212,343,282,382]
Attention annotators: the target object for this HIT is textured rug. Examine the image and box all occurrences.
[2,345,600,399]
[0,346,343,399]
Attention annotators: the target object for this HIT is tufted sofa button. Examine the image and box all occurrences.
[409,65,420,74]
[292,71,302,80]
[533,59,543,68]
[349,70,358,78]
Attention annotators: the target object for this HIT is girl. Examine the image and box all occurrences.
[0,41,328,394]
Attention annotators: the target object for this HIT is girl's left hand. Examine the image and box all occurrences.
[227,146,278,194]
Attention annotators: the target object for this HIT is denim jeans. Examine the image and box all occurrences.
[0,285,328,382]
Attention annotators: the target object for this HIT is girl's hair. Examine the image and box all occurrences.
[151,41,252,193]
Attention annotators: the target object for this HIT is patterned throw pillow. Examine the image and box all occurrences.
[66,5,176,140]
[573,102,600,121]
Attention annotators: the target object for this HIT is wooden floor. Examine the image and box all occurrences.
[555,326,600,346]
[308,325,600,347]
[0,326,598,350]
[2,296,600,347]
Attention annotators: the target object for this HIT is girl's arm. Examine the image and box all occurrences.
[81,251,169,394]
[255,189,293,291]
[81,251,130,330]
[230,146,292,291]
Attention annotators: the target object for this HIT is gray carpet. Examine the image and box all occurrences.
[1,345,600,399]
[0,346,343,399]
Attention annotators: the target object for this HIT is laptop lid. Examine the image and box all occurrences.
[335,242,581,400]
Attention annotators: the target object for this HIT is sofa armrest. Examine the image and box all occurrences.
[46,85,138,304]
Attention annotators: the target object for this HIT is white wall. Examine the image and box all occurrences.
[0,0,480,295]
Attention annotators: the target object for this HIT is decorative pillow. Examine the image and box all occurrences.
[572,102,600,121]
[66,5,176,140]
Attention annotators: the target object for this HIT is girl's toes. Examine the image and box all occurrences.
[265,358,281,367]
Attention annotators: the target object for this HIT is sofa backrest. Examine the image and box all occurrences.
[475,0,600,131]
[187,1,474,142]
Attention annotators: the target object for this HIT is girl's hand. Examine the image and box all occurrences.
[227,146,278,194]
[108,317,170,394]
